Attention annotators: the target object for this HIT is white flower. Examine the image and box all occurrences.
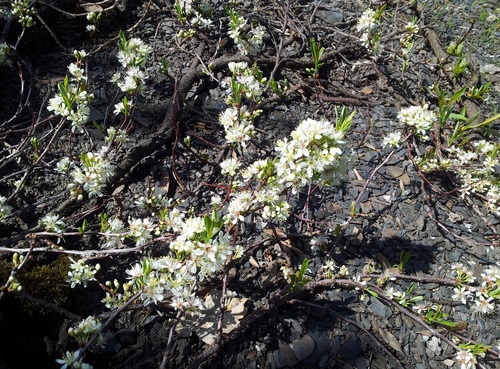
[161,207,185,233]
[47,95,70,116]
[454,349,477,369]
[117,37,152,68]
[226,191,253,225]
[113,101,127,115]
[397,104,436,140]
[219,107,239,128]
[356,8,377,33]
[39,212,66,233]
[141,275,165,306]
[73,50,87,59]
[412,303,428,314]
[56,350,91,369]
[211,194,222,206]
[68,63,86,81]
[451,286,471,304]
[405,21,419,34]
[220,158,241,177]
[180,216,205,239]
[128,218,153,245]
[67,258,99,288]
[228,61,248,74]
[56,157,73,173]
[382,131,402,148]
[126,262,143,280]
[324,259,336,272]
[70,316,101,336]
[472,295,495,315]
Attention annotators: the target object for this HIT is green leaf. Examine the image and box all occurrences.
[118,30,128,51]
[448,86,468,106]
[488,287,500,299]
[299,258,309,278]
[100,213,108,232]
[204,214,213,237]
[78,219,88,235]
[405,282,415,294]
[58,76,73,110]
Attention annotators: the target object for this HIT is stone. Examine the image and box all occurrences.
[339,336,361,360]
[316,7,344,24]
[290,334,315,361]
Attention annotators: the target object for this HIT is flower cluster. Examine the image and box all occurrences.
[102,207,239,310]
[382,131,402,148]
[101,217,125,248]
[105,126,128,145]
[11,0,35,28]
[227,8,265,55]
[417,139,500,217]
[448,141,500,213]
[218,62,265,147]
[67,258,100,288]
[86,11,102,33]
[128,217,153,246]
[174,0,212,29]
[47,50,94,133]
[68,316,102,346]
[121,255,194,308]
[68,150,112,200]
[168,216,234,281]
[275,117,353,193]
[449,263,499,315]
[356,7,382,51]
[220,160,291,227]
[0,195,13,220]
[400,19,419,58]
[226,61,266,104]
[397,104,436,140]
[39,212,66,233]
[56,350,92,369]
[220,157,241,177]
[113,31,151,95]
[454,349,477,369]
[218,106,259,147]
[219,113,352,227]
[399,18,419,72]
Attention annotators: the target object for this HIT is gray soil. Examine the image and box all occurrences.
[0,0,499,368]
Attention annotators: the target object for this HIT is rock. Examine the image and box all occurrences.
[368,296,392,319]
[278,339,299,367]
[290,334,315,362]
[115,329,138,346]
[479,64,500,74]
[385,165,405,178]
[305,321,331,365]
[316,7,344,24]
[339,336,361,360]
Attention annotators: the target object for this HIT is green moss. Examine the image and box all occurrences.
[0,255,71,314]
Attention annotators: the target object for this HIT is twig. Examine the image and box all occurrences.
[366,282,463,352]
[362,271,459,285]
[78,291,142,357]
[159,309,184,369]
[14,290,81,320]
[329,309,405,369]
[0,235,34,302]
